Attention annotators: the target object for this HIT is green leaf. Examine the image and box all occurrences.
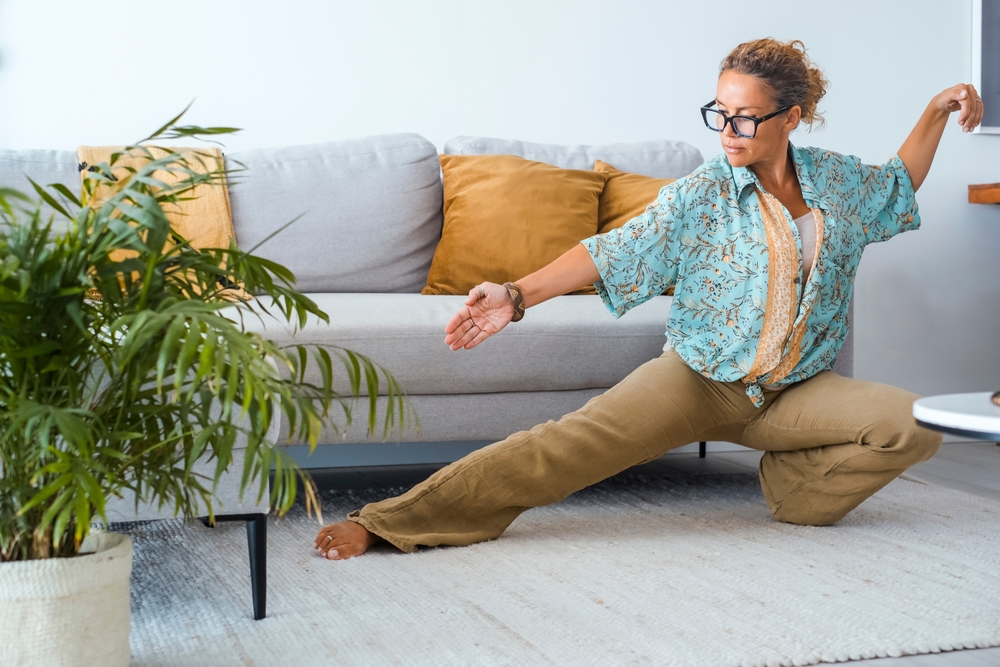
[17,475,72,516]
[364,359,379,435]
[156,316,187,394]
[141,101,195,143]
[6,340,61,358]
[27,178,71,220]
[175,317,203,391]
[65,298,85,332]
[47,182,83,209]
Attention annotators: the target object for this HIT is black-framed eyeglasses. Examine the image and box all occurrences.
[701,99,792,139]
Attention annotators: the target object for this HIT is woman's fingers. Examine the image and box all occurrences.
[444,286,509,351]
[464,327,493,350]
[956,88,971,125]
[451,324,482,350]
[970,86,985,130]
[953,84,984,132]
[444,327,463,346]
[445,316,477,350]
[445,317,475,348]
[444,305,472,336]
[960,86,978,129]
[451,320,483,350]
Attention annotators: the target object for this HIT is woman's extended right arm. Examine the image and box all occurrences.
[517,243,601,308]
[443,243,600,351]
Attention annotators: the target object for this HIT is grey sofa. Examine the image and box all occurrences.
[230,132,851,448]
[0,133,854,619]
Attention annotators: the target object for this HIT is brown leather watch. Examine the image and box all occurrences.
[503,282,525,322]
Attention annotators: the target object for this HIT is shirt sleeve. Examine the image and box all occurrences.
[855,153,921,244]
[580,182,684,318]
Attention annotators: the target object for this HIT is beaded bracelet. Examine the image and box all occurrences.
[503,282,525,322]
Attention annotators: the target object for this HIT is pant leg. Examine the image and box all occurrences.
[741,371,942,526]
[348,350,753,552]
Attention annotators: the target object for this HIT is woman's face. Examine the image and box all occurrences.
[714,70,800,169]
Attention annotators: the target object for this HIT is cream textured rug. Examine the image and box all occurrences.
[122,472,1000,666]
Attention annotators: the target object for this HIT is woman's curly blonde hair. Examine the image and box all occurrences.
[720,38,829,130]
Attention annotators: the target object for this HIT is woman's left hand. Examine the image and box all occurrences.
[933,83,985,133]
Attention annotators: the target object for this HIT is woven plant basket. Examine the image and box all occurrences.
[0,532,132,667]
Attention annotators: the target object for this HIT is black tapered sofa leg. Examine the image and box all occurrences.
[246,514,267,620]
[200,512,267,620]
[699,441,707,458]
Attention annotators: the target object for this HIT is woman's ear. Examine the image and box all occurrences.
[785,105,803,132]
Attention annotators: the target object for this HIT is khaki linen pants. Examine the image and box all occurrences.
[348,350,942,553]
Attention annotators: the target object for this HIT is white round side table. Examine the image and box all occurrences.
[912,392,1000,441]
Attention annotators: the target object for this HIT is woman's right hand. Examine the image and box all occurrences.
[444,282,515,350]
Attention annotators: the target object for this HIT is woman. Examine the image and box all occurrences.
[315,38,985,560]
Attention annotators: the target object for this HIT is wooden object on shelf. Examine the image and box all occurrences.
[968,183,1000,204]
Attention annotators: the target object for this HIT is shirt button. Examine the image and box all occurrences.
[793,277,801,284]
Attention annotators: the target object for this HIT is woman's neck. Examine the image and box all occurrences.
[749,141,810,218]
[748,141,796,193]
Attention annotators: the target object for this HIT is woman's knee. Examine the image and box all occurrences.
[865,391,942,464]
[904,423,943,464]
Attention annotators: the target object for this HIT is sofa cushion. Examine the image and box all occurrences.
[443,136,703,178]
[594,160,676,235]
[227,133,442,294]
[239,293,672,396]
[423,155,605,296]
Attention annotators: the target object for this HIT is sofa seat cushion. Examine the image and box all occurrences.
[240,293,672,396]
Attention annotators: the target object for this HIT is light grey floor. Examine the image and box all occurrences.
[310,441,1000,666]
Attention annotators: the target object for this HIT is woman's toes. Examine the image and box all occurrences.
[313,520,379,560]
[329,544,359,560]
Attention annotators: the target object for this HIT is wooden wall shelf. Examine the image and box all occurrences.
[969,183,1000,204]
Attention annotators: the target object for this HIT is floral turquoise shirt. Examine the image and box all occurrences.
[581,143,920,407]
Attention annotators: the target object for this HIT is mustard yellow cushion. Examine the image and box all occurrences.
[594,160,677,295]
[422,155,607,296]
[594,160,676,235]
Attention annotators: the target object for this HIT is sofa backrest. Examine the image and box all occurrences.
[228,133,442,294]
[442,136,704,178]
[0,149,80,223]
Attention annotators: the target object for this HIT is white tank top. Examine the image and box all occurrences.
[793,210,817,279]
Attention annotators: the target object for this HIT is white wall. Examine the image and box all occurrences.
[1,0,998,396]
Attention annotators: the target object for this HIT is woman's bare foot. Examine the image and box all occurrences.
[313,520,381,560]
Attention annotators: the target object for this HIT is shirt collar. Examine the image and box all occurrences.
[730,143,822,208]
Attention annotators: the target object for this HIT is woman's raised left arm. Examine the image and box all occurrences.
[897,84,985,191]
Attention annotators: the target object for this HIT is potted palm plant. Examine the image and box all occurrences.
[0,114,409,666]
